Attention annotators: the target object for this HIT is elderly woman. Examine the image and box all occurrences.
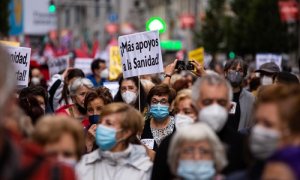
[32,115,85,167]
[56,78,93,127]
[76,103,152,180]
[168,123,227,179]
[83,87,113,153]
[172,89,198,129]
[141,84,176,151]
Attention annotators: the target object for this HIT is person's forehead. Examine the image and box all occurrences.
[178,98,192,108]
[230,62,242,70]
[199,82,228,99]
[121,79,135,87]
[152,95,168,100]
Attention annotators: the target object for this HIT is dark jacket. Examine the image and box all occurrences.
[151,122,247,180]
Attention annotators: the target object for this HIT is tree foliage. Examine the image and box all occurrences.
[197,0,296,55]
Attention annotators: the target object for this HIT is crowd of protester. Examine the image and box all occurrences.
[1,43,300,180]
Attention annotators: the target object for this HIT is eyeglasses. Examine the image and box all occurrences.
[181,147,212,159]
[201,98,228,107]
[229,68,244,74]
[151,98,168,105]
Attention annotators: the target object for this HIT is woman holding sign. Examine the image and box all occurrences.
[114,76,147,113]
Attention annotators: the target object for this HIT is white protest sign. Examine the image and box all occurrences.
[6,46,31,87]
[118,31,164,78]
[256,54,282,70]
[103,81,119,98]
[141,139,155,150]
[47,55,69,77]
[24,0,57,34]
[74,58,93,75]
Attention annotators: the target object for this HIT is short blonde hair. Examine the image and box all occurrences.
[171,89,197,114]
[168,123,227,174]
[100,103,144,143]
[32,115,85,160]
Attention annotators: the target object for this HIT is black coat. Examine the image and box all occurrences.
[151,122,248,180]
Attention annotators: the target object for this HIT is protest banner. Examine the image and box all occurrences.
[256,54,282,70]
[118,31,164,78]
[74,58,93,75]
[5,45,31,87]
[0,40,20,47]
[103,81,119,98]
[188,47,204,65]
[47,55,69,77]
[109,46,122,80]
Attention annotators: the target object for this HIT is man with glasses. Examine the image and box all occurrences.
[224,58,255,132]
[152,73,246,179]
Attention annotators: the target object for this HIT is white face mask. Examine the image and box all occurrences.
[121,91,137,104]
[100,68,109,79]
[250,125,280,160]
[198,104,228,132]
[31,77,41,85]
[175,114,194,129]
[261,76,273,86]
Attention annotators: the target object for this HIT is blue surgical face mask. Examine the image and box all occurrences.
[89,115,100,124]
[177,160,216,180]
[96,125,119,151]
[150,104,169,121]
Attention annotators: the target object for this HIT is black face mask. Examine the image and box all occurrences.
[75,103,87,115]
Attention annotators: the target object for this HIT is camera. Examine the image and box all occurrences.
[175,60,195,71]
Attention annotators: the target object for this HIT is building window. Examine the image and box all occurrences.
[95,6,100,17]
[75,6,81,23]
[65,9,70,26]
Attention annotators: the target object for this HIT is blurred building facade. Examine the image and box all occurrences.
[55,0,209,50]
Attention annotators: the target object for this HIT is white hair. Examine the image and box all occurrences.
[69,78,93,96]
[168,123,227,174]
[191,73,233,106]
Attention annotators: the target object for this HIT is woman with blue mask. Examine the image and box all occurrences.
[141,84,177,152]
[168,123,227,180]
[76,103,153,180]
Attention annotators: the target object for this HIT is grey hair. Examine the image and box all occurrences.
[191,73,233,106]
[168,123,228,174]
[69,78,93,96]
[0,46,16,116]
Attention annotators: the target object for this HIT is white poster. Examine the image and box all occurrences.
[118,31,164,78]
[6,46,31,87]
[24,0,57,34]
[74,58,93,75]
[48,55,69,77]
[256,54,282,70]
[103,81,119,98]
